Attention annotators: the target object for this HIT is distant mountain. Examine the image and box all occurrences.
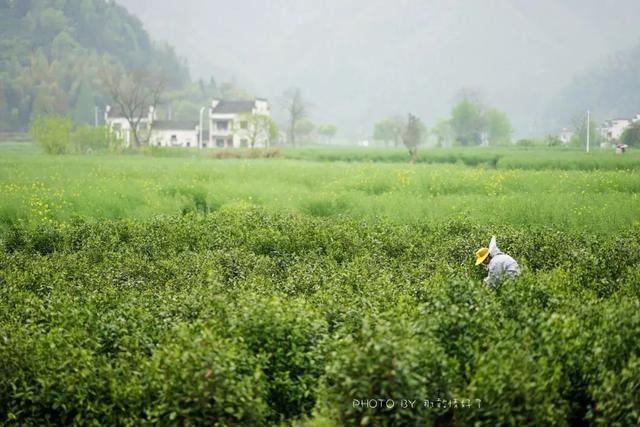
[549,41,640,127]
[0,0,189,131]
[117,0,640,136]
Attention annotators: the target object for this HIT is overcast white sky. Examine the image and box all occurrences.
[118,0,640,137]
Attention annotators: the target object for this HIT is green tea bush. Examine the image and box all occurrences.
[142,322,269,426]
[216,295,328,422]
[319,312,458,426]
[1,208,639,425]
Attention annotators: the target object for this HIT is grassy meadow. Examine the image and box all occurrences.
[1,142,640,426]
[1,143,639,233]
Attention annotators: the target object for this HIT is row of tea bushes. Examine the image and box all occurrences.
[1,208,639,425]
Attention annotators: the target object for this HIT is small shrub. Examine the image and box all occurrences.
[29,116,73,154]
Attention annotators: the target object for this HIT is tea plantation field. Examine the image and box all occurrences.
[0,144,639,426]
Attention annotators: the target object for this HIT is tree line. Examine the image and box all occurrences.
[0,0,188,132]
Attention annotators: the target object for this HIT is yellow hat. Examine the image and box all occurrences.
[475,247,489,265]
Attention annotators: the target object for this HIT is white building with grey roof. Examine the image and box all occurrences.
[105,97,271,149]
[208,98,271,148]
[149,120,200,148]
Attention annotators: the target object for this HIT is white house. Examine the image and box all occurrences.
[208,98,271,148]
[104,105,156,147]
[105,97,272,148]
[149,121,200,148]
[106,107,205,148]
[600,118,631,141]
[559,128,574,144]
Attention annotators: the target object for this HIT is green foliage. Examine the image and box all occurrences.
[317,123,337,140]
[373,116,404,146]
[71,125,122,153]
[234,112,279,148]
[431,118,454,147]
[570,112,601,149]
[448,96,512,147]
[486,108,513,145]
[320,313,457,426]
[0,210,639,425]
[3,147,640,233]
[29,115,73,154]
[0,0,189,131]
[144,323,269,425]
[451,96,485,146]
[295,119,316,144]
[620,121,640,147]
[516,138,536,147]
[545,134,563,147]
[29,117,122,154]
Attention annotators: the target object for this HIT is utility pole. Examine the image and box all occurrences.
[199,107,205,149]
[586,109,590,153]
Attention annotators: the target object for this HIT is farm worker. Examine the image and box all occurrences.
[475,236,520,289]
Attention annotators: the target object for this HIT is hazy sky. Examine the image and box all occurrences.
[118,0,640,137]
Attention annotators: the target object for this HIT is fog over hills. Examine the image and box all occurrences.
[117,0,640,137]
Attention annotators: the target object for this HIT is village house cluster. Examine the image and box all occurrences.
[599,114,640,141]
[558,113,640,147]
[105,98,272,148]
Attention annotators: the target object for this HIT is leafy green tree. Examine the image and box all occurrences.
[234,112,279,148]
[570,112,600,149]
[294,119,315,145]
[51,31,81,59]
[316,123,337,143]
[0,0,190,131]
[218,79,251,100]
[71,124,121,153]
[29,115,73,154]
[373,116,404,147]
[450,96,485,146]
[486,108,512,145]
[402,113,424,164]
[620,121,640,147]
[72,79,95,125]
[432,118,454,147]
[545,135,563,147]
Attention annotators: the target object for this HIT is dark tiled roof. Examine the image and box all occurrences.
[212,100,255,114]
[153,120,198,130]
[106,107,152,118]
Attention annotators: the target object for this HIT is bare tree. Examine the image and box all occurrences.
[403,113,425,164]
[280,87,306,147]
[101,67,165,148]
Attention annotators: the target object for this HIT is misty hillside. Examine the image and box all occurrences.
[117,0,640,136]
[0,0,189,131]
[551,41,640,125]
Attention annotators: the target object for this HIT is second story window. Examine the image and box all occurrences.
[240,121,248,129]
[217,121,229,131]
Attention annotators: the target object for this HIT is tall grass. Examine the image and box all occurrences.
[1,150,639,233]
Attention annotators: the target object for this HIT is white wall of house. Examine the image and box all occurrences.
[559,128,574,144]
[150,129,199,148]
[602,119,631,141]
[209,113,236,148]
[208,99,271,148]
[104,105,154,147]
